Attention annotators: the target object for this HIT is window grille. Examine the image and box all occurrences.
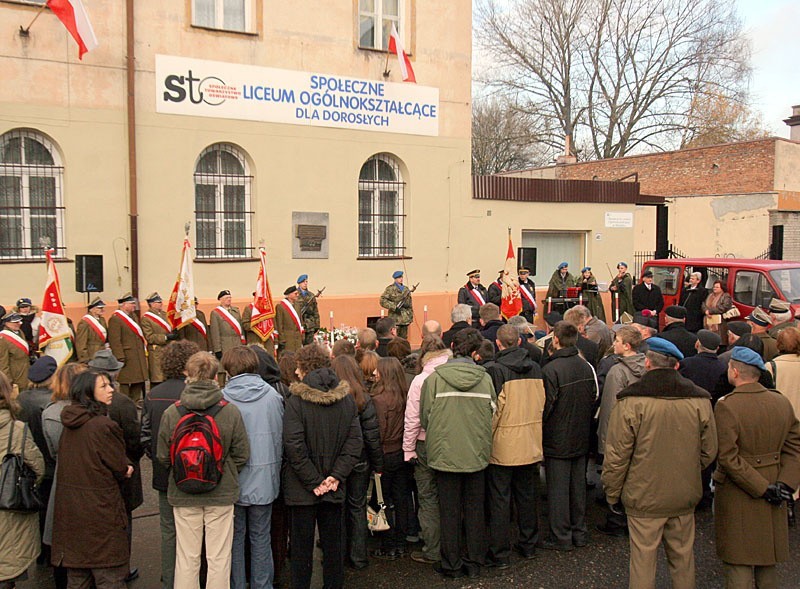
[193,144,254,259]
[358,154,405,258]
[0,129,66,260]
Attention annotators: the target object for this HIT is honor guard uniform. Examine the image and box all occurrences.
[76,297,108,363]
[295,274,321,345]
[380,271,414,339]
[108,293,148,405]
[141,292,177,387]
[242,293,277,357]
[275,286,304,356]
[14,297,40,357]
[517,267,538,323]
[178,298,210,352]
[458,270,489,326]
[487,270,504,306]
[0,312,31,391]
[609,262,635,320]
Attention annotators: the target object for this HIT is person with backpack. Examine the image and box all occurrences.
[222,347,284,589]
[157,351,250,589]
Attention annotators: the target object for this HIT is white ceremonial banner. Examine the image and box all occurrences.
[155,54,440,137]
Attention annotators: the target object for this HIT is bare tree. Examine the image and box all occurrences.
[477,0,753,160]
[472,97,551,174]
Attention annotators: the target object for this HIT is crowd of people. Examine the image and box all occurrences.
[2,265,800,589]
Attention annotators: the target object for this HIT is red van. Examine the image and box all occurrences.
[640,258,800,324]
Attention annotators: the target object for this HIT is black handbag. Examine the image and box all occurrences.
[0,420,44,512]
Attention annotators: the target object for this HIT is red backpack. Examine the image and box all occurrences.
[169,401,227,494]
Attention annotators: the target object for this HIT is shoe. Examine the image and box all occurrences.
[573,538,588,548]
[433,563,465,579]
[124,568,139,583]
[464,565,481,578]
[537,539,574,552]
[485,558,510,570]
[345,559,368,570]
[406,534,420,543]
[514,545,536,560]
[595,523,627,537]
[411,550,439,564]
[371,549,399,561]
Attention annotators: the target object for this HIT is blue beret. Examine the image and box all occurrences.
[392,271,404,279]
[646,337,684,360]
[618,262,628,268]
[558,262,568,270]
[731,346,766,371]
[297,274,308,283]
[581,267,591,273]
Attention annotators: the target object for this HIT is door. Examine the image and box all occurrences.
[521,231,585,288]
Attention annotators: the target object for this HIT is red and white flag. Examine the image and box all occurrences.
[47,0,99,60]
[167,238,197,330]
[39,249,74,366]
[250,247,277,342]
[389,24,416,83]
[500,233,523,320]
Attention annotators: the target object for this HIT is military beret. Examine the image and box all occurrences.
[297,274,308,283]
[769,298,791,313]
[731,346,766,371]
[88,297,106,310]
[581,267,591,273]
[558,262,568,270]
[467,269,480,277]
[146,292,162,303]
[646,337,684,360]
[28,356,57,383]
[618,262,628,269]
[2,312,22,323]
[392,271,403,279]
[16,297,32,307]
[284,286,298,296]
[697,329,721,351]
[117,293,135,304]
[727,322,751,337]
[665,305,687,320]
[746,307,772,327]
[217,290,231,300]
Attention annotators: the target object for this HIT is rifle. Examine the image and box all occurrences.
[397,283,419,309]
[299,286,325,316]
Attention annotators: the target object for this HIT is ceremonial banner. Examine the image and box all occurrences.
[167,238,197,330]
[500,233,523,320]
[251,248,276,341]
[39,249,74,366]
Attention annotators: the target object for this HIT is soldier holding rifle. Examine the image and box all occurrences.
[380,270,417,339]
[295,274,324,345]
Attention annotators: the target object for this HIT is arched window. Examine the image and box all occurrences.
[358,154,405,258]
[0,129,65,260]
[194,143,253,259]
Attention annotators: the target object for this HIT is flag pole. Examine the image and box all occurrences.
[383,45,391,78]
[20,2,48,35]
[184,221,191,237]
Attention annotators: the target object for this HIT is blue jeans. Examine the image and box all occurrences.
[231,503,274,589]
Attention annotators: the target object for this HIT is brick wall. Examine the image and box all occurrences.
[553,139,777,196]
[770,211,800,261]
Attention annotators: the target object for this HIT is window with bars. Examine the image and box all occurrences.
[193,144,253,259]
[358,154,405,258]
[192,0,254,33]
[359,0,403,50]
[0,129,65,260]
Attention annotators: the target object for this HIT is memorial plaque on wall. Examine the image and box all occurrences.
[292,212,329,259]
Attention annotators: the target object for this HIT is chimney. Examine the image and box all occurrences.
[556,134,578,165]
[784,105,800,141]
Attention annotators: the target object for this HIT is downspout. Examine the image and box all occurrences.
[126,0,139,300]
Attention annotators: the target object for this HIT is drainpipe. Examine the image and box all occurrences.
[126,0,139,300]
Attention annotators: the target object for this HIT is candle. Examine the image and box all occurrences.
[380,309,385,317]
[329,310,334,330]
[424,305,428,322]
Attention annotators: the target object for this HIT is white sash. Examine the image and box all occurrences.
[280,299,305,333]
[519,283,537,308]
[191,318,208,337]
[213,306,245,343]
[468,286,486,306]
[143,311,172,333]
[0,329,28,354]
[113,310,147,353]
[81,314,107,341]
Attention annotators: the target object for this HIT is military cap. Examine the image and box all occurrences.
[297,274,308,283]
[117,293,135,304]
[581,267,591,273]
[217,290,231,300]
[665,305,687,320]
[392,271,404,279]
[746,307,773,327]
[518,267,530,274]
[28,356,57,383]
[727,321,751,337]
[16,297,32,307]
[88,297,106,310]
[646,337,684,360]
[88,349,125,371]
[697,329,721,351]
[284,286,298,296]
[146,292,162,303]
[620,312,634,324]
[558,262,568,270]
[769,298,791,313]
[467,269,480,277]
[2,312,22,323]
[731,346,766,371]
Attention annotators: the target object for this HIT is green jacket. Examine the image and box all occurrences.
[157,379,250,507]
[380,283,414,326]
[609,273,634,318]
[420,358,496,473]
[546,270,576,298]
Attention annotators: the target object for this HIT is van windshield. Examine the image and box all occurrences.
[770,268,800,303]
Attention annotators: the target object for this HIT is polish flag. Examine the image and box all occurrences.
[47,0,99,60]
[388,24,416,83]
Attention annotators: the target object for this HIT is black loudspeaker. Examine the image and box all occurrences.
[517,247,537,275]
[75,255,104,293]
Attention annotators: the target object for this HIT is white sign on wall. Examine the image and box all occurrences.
[155,55,440,137]
[604,212,634,228]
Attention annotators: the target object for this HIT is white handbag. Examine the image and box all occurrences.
[366,473,390,533]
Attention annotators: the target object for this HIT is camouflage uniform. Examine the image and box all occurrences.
[295,290,320,345]
[380,283,414,339]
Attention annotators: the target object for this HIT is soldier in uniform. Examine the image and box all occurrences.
[609,262,635,321]
[767,298,797,339]
[0,312,31,391]
[546,262,576,299]
[746,307,779,361]
[242,292,277,358]
[458,270,489,327]
[76,297,108,362]
[380,270,414,339]
[107,293,148,405]
[487,270,504,306]
[141,292,178,388]
[517,267,537,324]
[210,290,245,384]
[275,286,304,356]
[178,297,210,351]
[296,274,321,345]
[14,297,40,358]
